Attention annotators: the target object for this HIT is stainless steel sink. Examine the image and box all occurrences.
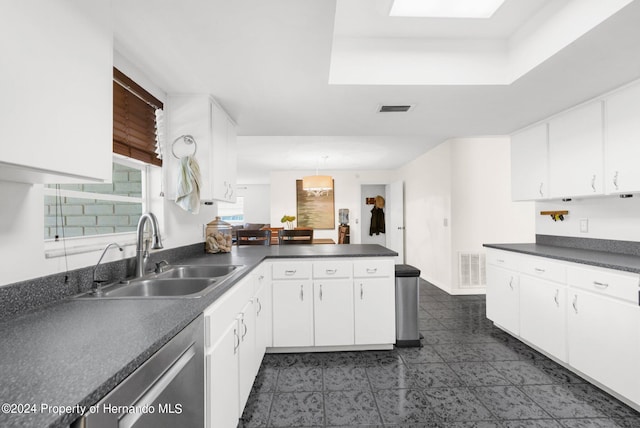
[75,264,244,299]
[156,264,239,279]
[96,278,217,298]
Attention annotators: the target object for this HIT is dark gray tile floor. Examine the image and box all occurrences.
[239,280,640,427]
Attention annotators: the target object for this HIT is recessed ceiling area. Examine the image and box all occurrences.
[329,0,634,85]
[112,0,640,184]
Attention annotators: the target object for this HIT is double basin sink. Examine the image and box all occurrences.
[77,264,243,299]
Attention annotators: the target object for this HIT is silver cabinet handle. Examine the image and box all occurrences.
[233,327,240,354]
[258,275,265,281]
[534,268,546,273]
[591,174,596,192]
[285,269,296,276]
[326,269,337,275]
[241,315,247,340]
[539,182,544,197]
[319,284,323,301]
[360,283,364,300]
[572,295,578,314]
[366,268,377,274]
[613,171,619,190]
[256,297,262,316]
[554,289,559,307]
[300,284,304,301]
[593,281,609,288]
[508,276,514,290]
[496,259,505,263]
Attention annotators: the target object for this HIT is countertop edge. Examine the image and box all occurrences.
[483,243,640,274]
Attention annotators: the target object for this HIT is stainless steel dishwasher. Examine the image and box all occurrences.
[72,315,204,428]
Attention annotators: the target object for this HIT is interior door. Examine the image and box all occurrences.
[385,180,405,264]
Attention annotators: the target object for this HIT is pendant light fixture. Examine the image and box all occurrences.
[302,156,332,197]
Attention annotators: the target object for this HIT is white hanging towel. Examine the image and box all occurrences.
[175,155,201,214]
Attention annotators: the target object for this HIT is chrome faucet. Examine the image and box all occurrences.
[135,212,163,278]
[92,242,124,294]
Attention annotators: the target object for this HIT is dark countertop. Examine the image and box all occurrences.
[483,243,640,274]
[0,244,397,428]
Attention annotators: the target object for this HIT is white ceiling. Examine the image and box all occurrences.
[113,0,640,184]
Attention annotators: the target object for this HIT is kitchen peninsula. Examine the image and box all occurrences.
[0,244,397,428]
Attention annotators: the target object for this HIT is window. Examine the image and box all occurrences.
[44,156,149,240]
[217,197,245,225]
[44,68,163,243]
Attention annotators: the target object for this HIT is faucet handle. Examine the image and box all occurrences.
[155,260,170,273]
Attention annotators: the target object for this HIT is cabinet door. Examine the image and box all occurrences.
[605,82,640,194]
[549,101,604,198]
[272,281,314,347]
[314,280,354,346]
[354,278,395,345]
[238,300,256,411]
[255,282,271,366]
[519,276,566,361]
[166,94,213,200]
[211,102,228,201]
[207,320,239,428]
[511,123,549,201]
[567,289,640,404]
[0,1,112,183]
[486,266,520,335]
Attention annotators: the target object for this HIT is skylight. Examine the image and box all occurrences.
[389,0,506,18]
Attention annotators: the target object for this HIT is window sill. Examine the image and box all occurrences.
[44,232,136,259]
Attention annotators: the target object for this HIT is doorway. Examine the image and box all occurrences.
[360,181,404,263]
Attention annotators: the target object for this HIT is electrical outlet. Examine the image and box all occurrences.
[580,219,589,233]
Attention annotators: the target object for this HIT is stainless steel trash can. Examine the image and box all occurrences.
[395,264,421,347]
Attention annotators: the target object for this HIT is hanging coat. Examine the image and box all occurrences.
[369,206,385,236]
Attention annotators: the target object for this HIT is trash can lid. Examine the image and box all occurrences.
[395,264,421,277]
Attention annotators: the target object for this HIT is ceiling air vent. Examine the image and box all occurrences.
[377,104,414,113]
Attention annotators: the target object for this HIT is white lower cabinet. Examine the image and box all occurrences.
[206,321,239,428]
[566,264,640,405]
[238,299,257,408]
[204,271,265,428]
[270,258,396,350]
[314,280,354,346]
[486,264,520,335]
[519,276,566,361]
[353,278,395,345]
[272,281,314,347]
[486,249,640,410]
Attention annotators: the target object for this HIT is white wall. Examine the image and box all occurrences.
[399,137,535,294]
[269,170,396,243]
[536,196,640,241]
[236,185,271,225]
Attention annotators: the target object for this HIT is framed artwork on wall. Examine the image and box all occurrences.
[296,179,335,229]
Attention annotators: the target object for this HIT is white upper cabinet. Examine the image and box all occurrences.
[165,94,237,202]
[0,0,112,184]
[604,82,640,194]
[549,101,604,199]
[511,123,549,201]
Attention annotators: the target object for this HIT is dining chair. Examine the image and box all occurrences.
[278,229,314,245]
[236,229,271,246]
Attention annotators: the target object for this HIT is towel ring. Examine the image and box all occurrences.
[171,135,198,159]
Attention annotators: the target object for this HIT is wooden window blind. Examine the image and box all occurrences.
[113,68,163,166]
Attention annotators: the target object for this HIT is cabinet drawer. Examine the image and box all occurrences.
[567,264,639,304]
[272,261,311,280]
[313,260,352,279]
[204,276,252,348]
[486,249,521,271]
[520,256,566,284]
[353,259,393,278]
